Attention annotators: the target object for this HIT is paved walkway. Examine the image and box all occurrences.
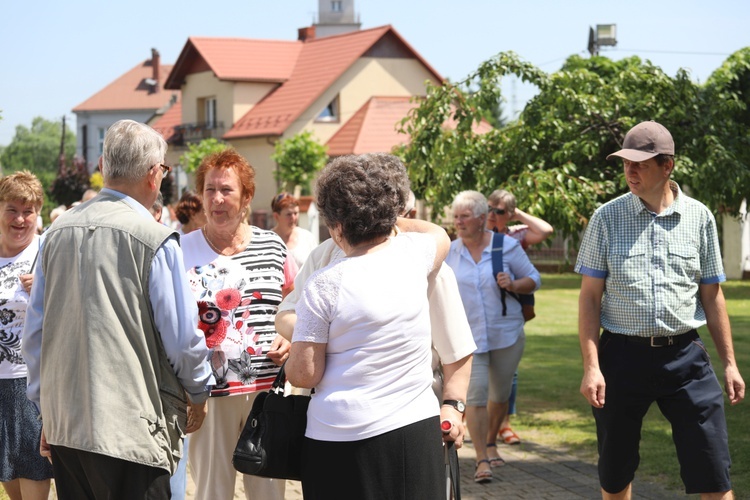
[184,439,684,499]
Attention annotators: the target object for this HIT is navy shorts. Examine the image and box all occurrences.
[594,330,732,495]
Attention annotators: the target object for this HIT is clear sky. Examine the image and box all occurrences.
[1,0,748,147]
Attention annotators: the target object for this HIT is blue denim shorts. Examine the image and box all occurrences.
[594,331,732,494]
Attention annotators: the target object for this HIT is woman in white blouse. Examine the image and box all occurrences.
[445,190,541,483]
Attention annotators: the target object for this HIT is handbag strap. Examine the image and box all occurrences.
[491,232,508,317]
[270,362,288,394]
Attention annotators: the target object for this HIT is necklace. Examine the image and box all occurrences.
[202,225,249,256]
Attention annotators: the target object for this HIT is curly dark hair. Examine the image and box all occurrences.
[175,190,203,225]
[316,153,410,247]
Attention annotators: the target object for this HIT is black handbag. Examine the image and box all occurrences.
[232,363,311,480]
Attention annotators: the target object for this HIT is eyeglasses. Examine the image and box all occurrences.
[488,206,506,215]
[153,163,172,175]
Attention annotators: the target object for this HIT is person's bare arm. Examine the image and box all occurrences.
[578,275,606,408]
[395,217,449,269]
[700,283,745,405]
[512,208,553,246]
[286,341,326,388]
[440,354,472,447]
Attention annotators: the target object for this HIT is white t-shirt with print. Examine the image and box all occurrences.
[0,235,40,379]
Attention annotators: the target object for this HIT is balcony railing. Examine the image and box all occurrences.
[170,122,224,146]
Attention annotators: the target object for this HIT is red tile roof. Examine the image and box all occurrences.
[326,96,413,155]
[73,60,179,112]
[164,25,442,140]
[149,99,182,142]
[326,96,494,156]
[166,37,302,86]
[226,25,442,139]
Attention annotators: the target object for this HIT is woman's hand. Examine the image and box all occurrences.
[439,406,466,448]
[267,335,291,366]
[495,272,514,291]
[20,273,33,294]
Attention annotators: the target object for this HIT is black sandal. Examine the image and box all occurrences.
[474,459,493,483]
[486,442,506,467]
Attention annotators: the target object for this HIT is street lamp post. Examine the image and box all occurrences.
[588,24,617,56]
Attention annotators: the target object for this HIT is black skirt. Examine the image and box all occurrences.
[301,416,444,500]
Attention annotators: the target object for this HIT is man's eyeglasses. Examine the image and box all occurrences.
[488,206,506,215]
[153,163,172,175]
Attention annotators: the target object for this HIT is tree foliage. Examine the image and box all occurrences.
[271,130,328,195]
[179,138,228,174]
[49,157,89,207]
[0,117,76,176]
[399,49,750,241]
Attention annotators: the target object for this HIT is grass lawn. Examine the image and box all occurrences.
[514,273,750,498]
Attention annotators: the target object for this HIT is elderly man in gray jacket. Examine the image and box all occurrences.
[22,119,214,499]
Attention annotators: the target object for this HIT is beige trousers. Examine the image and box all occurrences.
[188,393,286,500]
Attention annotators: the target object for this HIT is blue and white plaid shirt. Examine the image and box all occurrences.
[575,181,725,336]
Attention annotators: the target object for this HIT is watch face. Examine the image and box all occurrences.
[456,401,466,412]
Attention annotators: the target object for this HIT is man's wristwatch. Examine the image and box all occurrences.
[442,399,466,414]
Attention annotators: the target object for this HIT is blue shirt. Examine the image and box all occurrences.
[23,189,213,407]
[445,232,541,353]
[575,182,725,336]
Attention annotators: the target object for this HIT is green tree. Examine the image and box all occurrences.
[399,50,750,241]
[179,138,228,174]
[271,130,328,195]
[0,117,76,176]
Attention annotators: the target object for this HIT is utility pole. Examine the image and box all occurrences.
[58,115,67,175]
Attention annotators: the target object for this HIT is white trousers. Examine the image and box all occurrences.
[188,394,285,500]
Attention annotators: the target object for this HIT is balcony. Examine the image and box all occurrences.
[169,122,224,146]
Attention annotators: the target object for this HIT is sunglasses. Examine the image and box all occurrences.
[488,206,506,215]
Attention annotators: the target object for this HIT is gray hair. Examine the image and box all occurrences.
[102,120,166,183]
[487,189,516,216]
[452,190,487,218]
[316,153,409,246]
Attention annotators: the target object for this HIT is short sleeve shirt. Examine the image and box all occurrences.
[575,182,725,336]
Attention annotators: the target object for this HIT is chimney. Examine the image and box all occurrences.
[151,48,160,91]
[298,26,316,42]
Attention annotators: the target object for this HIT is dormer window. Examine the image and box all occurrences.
[331,1,342,12]
[316,95,340,123]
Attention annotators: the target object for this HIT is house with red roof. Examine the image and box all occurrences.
[158,18,444,213]
[73,49,179,171]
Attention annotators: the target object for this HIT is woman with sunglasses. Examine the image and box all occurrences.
[487,189,553,447]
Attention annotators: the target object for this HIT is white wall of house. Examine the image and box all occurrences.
[721,204,749,280]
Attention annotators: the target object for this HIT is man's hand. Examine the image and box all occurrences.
[580,368,606,408]
[267,335,291,366]
[439,406,466,448]
[40,426,52,463]
[186,400,208,433]
[724,365,746,405]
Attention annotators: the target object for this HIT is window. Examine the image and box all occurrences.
[98,128,105,156]
[205,97,217,128]
[315,95,339,123]
[331,1,342,12]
